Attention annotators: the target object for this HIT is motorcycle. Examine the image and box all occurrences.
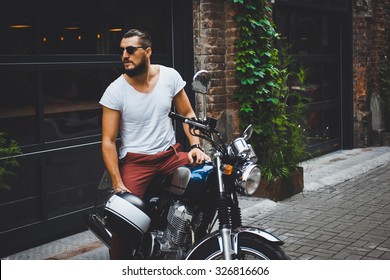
[84,70,289,260]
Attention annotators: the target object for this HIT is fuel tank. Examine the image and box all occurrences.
[163,164,215,201]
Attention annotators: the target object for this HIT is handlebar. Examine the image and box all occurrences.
[169,112,210,132]
[169,111,227,154]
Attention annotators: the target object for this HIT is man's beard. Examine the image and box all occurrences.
[124,56,147,77]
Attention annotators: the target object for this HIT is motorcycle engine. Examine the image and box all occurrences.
[165,201,193,246]
[155,200,201,258]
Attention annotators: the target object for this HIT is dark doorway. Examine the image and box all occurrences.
[274,1,353,154]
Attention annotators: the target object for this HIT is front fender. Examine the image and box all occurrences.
[234,226,284,245]
[185,226,283,260]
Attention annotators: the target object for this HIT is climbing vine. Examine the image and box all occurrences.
[230,0,310,181]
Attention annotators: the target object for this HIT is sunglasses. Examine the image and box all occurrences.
[119,46,146,55]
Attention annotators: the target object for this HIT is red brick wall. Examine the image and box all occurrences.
[193,0,240,141]
[353,0,390,147]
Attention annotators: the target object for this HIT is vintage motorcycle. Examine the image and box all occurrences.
[84,70,289,260]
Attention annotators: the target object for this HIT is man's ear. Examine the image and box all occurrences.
[145,47,152,58]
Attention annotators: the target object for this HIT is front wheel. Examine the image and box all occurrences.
[194,235,289,260]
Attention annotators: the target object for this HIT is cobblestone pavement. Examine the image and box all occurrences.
[3,147,390,260]
[243,162,390,260]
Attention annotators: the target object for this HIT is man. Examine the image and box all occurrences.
[99,29,209,259]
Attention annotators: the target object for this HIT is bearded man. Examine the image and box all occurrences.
[99,29,209,259]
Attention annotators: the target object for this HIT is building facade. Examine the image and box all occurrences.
[1,0,389,256]
[195,0,389,151]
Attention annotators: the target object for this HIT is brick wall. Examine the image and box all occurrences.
[353,0,390,147]
[193,0,240,142]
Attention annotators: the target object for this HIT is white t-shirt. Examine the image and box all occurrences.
[99,65,186,158]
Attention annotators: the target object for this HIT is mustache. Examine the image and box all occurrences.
[122,58,133,63]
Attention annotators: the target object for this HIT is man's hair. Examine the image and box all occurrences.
[123,29,152,48]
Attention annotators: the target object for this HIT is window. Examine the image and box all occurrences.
[0,0,172,146]
[1,0,171,55]
[41,69,119,142]
[0,70,38,145]
[0,0,36,55]
[275,5,349,152]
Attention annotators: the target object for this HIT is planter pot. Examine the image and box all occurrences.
[252,166,304,202]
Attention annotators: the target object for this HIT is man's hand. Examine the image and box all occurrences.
[188,147,210,164]
[113,184,130,193]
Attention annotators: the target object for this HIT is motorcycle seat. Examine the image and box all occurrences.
[117,192,149,214]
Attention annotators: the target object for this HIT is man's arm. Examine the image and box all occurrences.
[173,89,210,164]
[101,106,128,192]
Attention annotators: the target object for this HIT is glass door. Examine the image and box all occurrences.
[274,4,352,154]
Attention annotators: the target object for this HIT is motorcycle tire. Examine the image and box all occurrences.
[191,235,289,260]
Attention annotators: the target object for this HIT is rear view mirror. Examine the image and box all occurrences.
[192,70,211,95]
[192,70,211,120]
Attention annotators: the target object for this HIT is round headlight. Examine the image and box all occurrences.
[237,163,261,196]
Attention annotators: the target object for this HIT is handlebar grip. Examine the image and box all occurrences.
[169,112,210,131]
[168,111,187,122]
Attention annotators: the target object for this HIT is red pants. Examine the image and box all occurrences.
[119,143,190,198]
[110,143,190,259]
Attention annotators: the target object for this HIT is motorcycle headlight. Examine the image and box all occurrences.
[236,163,261,196]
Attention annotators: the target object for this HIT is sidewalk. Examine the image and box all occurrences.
[243,147,390,260]
[3,146,390,260]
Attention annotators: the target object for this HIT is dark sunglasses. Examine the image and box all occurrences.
[119,46,146,55]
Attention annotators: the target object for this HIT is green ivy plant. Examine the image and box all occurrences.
[0,132,21,190]
[230,0,310,181]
